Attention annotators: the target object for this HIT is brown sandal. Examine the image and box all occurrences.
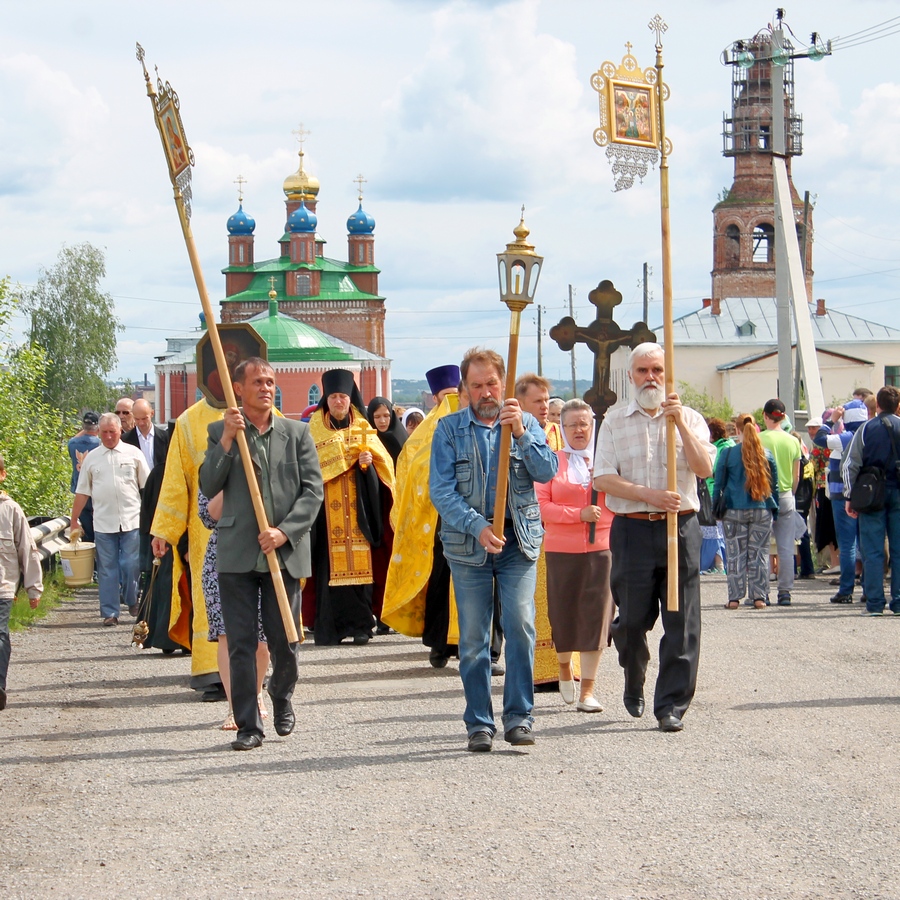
[725,601,740,610]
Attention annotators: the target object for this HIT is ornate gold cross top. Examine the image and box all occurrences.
[268,275,277,294]
[624,41,633,55]
[292,122,310,147]
[233,174,246,203]
[648,14,667,49]
[353,173,367,201]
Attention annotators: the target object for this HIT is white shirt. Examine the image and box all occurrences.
[594,400,714,514]
[74,441,150,533]
[137,425,156,469]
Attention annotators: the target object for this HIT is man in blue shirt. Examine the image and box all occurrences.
[430,348,557,752]
[67,412,100,542]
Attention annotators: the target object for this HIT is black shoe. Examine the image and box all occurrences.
[623,693,645,718]
[201,684,227,702]
[467,731,493,752]
[374,620,394,635]
[658,713,684,732]
[273,701,295,736]
[830,593,853,604]
[777,592,792,606]
[231,733,263,751]
[503,726,535,746]
[352,633,371,645]
[490,661,505,676]
[0,687,6,711]
[429,649,449,669]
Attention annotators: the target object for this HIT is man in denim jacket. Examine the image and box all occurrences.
[430,348,557,752]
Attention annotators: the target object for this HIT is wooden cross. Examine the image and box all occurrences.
[549,279,656,425]
[233,174,246,203]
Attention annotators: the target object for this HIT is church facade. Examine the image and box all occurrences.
[154,138,391,422]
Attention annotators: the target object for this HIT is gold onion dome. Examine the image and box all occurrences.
[283,149,320,200]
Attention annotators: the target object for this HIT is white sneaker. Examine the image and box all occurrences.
[576,695,603,713]
[559,679,576,704]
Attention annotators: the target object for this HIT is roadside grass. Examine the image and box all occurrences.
[10,568,73,632]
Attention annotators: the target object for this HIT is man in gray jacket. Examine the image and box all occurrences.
[200,358,323,750]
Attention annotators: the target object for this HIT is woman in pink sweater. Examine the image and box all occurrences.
[536,399,614,712]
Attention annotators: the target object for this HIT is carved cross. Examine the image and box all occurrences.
[549,279,656,425]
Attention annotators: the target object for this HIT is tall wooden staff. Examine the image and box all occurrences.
[590,15,679,610]
[651,18,679,613]
[136,44,300,643]
[491,210,543,539]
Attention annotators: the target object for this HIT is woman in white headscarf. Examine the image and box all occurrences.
[536,399,614,712]
[401,407,425,436]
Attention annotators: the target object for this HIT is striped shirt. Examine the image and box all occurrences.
[594,400,714,515]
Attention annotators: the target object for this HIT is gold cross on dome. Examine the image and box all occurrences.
[353,173,367,201]
[625,41,633,55]
[292,123,311,148]
[233,174,246,203]
[269,276,276,292]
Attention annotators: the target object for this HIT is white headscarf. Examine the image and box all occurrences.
[560,411,596,485]
[401,407,425,428]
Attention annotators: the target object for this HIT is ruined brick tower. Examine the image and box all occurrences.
[711,32,813,302]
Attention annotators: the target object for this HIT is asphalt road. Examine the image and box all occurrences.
[1,574,898,899]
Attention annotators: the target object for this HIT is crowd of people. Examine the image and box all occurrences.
[4,343,898,754]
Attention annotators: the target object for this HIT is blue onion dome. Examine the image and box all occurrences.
[347,202,375,234]
[287,199,317,233]
[226,203,256,235]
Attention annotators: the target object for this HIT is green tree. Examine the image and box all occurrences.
[677,381,735,422]
[20,243,123,419]
[0,279,71,516]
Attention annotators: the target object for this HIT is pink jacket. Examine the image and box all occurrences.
[536,451,612,553]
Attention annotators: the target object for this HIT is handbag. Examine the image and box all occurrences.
[849,466,885,513]
[710,445,733,520]
[697,478,715,526]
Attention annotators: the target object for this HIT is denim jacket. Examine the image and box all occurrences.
[430,407,558,565]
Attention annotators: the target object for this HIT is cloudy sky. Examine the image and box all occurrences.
[2,0,899,386]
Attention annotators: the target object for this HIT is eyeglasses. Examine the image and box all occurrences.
[116,410,132,416]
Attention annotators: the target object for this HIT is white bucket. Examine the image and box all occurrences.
[59,542,95,587]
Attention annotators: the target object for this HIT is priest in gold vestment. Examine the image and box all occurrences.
[515,374,575,687]
[306,369,394,645]
[151,398,224,695]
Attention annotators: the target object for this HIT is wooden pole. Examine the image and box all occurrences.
[139,51,300,643]
[492,308,521,540]
[655,38,679,613]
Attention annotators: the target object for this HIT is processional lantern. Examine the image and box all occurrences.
[491,210,543,540]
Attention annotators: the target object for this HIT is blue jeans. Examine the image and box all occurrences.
[858,485,900,613]
[831,497,859,597]
[447,534,536,737]
[0,597,12,691]
[94,530,140,619]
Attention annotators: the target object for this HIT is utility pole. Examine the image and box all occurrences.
[536,305,543,376]
[568,284,577,396]
[642,261,650,323]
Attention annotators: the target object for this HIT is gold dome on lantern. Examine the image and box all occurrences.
[283,148,320,200]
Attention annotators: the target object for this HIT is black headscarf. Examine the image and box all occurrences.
[366,397,407,463]
[317,368,367,420]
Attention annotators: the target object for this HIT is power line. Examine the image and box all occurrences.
[831,15,900,44]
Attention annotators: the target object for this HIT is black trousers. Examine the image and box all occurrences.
[609,513,702,720]
[218,570,300,739]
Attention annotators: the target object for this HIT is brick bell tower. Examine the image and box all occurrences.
[711,31,814,303]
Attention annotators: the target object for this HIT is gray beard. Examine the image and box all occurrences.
[475,397,501,420]
[636,384,664,410]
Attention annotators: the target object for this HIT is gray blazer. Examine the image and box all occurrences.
[199,417,324,579]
